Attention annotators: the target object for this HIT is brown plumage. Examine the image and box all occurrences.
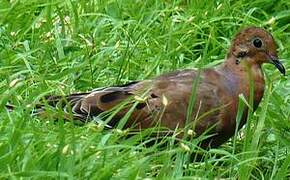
[9,27,286,148]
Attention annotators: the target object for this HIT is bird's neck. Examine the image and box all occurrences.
[222,56,265,80]
[220,57,265,110]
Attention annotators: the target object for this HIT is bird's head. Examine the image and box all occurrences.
[228,27,285,75]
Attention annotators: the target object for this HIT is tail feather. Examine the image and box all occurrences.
[4,81,151,128]
[5,104,15,112]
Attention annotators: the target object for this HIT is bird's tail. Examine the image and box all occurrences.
[5,104,15,112]
[5,81,142,127]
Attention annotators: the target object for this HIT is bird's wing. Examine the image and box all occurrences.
[40,69,230,132]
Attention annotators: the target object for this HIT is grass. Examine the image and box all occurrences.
[0,0,290,179]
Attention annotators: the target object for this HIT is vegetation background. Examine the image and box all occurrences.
[0,0,289,179]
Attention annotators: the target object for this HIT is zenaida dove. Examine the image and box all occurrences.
[8,27,286,148]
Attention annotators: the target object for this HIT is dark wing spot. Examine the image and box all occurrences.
[150,93,158,98]
[136,103,146,110]
[100,91,124,103]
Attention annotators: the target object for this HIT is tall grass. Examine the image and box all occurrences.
[0,0,290,179]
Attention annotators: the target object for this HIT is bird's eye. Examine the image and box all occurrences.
[253,38,263,48]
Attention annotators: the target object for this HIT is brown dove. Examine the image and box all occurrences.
[8,27,286,148]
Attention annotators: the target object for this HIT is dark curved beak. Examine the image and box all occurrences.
[268,54,286,76]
